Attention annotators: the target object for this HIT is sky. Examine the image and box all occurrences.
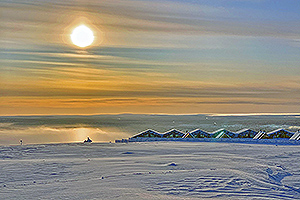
[1,0,300,115]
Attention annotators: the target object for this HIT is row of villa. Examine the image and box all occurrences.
[130,128,300,140]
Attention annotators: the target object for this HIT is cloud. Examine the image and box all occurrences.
[1,0,300,115]
[1,0,300,49]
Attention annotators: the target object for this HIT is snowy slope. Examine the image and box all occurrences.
[0,142,299,199]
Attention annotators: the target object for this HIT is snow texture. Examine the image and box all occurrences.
[0,142,300,199]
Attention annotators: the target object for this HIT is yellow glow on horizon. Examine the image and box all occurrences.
[74,128,91,141]
[71,25,94,48]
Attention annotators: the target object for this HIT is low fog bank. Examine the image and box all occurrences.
[0,114,299,145]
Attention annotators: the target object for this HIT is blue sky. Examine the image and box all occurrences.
[0,0,300,115]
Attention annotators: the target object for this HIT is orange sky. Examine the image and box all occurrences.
[1,0,300,115]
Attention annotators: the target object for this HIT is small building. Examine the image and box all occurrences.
[131,129,162,138]
[235,129,258,138]
[290,130,300,140]
[253,131,268,139]
[162,129,185,138]
[267,129,294,139]
[211,129,236,139]
[190,129,211,138]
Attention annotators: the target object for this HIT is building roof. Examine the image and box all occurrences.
[162,129,185,137]
[236,128,256,134]
[163,128,184,134]
[253,131,267,139]
[266,128,293,135]
[290,131,300,140]
[131,129,162,138]
[190,129,210,134]
[183,132,195,138]
[211,129,236,138]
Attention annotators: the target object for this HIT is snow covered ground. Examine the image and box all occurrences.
[1,142,300,199]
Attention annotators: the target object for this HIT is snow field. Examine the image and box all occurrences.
[0,142,299,199]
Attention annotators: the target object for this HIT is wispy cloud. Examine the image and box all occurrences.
[1,0,300,115]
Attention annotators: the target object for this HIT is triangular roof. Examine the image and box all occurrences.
[290,130,300,140]
[236,128,253,134]
[267,129,294,139]
[253,131,268,139]
[267,128,293,135]
[235,129,258,138]
[163,128,184,133]
[131,129,162,138]
[211,129,227,134]
[190,129,210,134]
[190,129,211,138]
[211,129,236,138]
[162,129,185,138]
[183,132,195,138]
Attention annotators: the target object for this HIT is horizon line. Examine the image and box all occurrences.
[1,112,300,117]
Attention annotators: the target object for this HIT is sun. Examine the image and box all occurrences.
[71,25,94,48]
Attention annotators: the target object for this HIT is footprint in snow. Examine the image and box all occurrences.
[168,162,177,166]
[122,152,134,154]
[266,167,292,184]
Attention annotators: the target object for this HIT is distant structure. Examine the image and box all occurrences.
[253,131,268,139]
[235,129,258,138]
[128,128,299,140]
[84,137,92,143]
[267,129,294,139]
[183,131,194,138]
[162,129,185,138]
[290,130,300,140]
[211,129,236,139]
[190,129,211,138]
[131,129,162,138]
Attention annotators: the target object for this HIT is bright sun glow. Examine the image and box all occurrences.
[71,25,94,48]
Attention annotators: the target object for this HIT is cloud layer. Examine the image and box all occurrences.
[1,0,300,114]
